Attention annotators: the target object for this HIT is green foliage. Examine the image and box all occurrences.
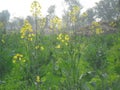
[1,30,120,89]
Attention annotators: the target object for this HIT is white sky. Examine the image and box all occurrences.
[0,0,100,19]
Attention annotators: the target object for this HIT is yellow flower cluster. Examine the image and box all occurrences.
[69,6,80,15]
[35,45,44,51]
[30,1,42,17]
[96,28,103,34]
[56,33,70,46]
[109,22,116,27]
[50,16,62,30]
[20,20,35,41]
[57,33,69,41]
[92,21,100,27]
[91,21,103,34]
[36,76,40,83]
[39,17,46,28]
[81,12,88,17]
[12,53,26,63]
[69,6,80,23]
[55,44,61,49]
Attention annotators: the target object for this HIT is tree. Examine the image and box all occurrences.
[80,8,96,27]
[26,16,35,30]
[86,9,96,24]
[95,0,120,22]
[0,10,10,34]
[65,0,81,7]
[47,5,56,27]
[10,17,24,31]
[47,5,56,16]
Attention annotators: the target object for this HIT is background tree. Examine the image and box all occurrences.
[26,16,35,30]
[10,17,24,31]
[47,5,56,29]
[37,17,46,34]
[47,5,56,17]
[80,8,96,26]
[95,0,119,22]
[0,10,10,34]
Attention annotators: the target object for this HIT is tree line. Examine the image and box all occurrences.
[0,0,120,34]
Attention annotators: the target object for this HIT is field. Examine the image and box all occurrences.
[0,0,120,89]
[0,24,120,90]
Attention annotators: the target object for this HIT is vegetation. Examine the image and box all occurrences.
[0,0,120,90]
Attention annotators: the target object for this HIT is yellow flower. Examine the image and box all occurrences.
[35,45,40,49]
[50,25,53,29]
[109,22,116,27]
[28,38,33,41]
[16,53,19,56]
[50,16,62,30]
[65,35,69,41]
[19,57,22,61]
[13,60,16,63]
[57,33,62,40]
[20,20,34,41]
[92,21,100,27]
[69,6,80,23]
[19,54,23,57]
[1,39,5,43]
[71,16,77,22]
[31,33,35,37]
[58,34,62,38]
[12,53,25,63]
[40,46,44,51]
[96,28,103,34]
[65,43,68,46]
[28,34,32,37]
[36,76,40,83]
[22,59,26,62]
[56,45,61,48]
[57,37,59,40]
[61,39,65,43]
[82,12,88,17]
[13,55,17,59]
[21,35,24,39]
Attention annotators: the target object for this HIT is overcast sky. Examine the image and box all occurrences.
[0,0,100,19]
